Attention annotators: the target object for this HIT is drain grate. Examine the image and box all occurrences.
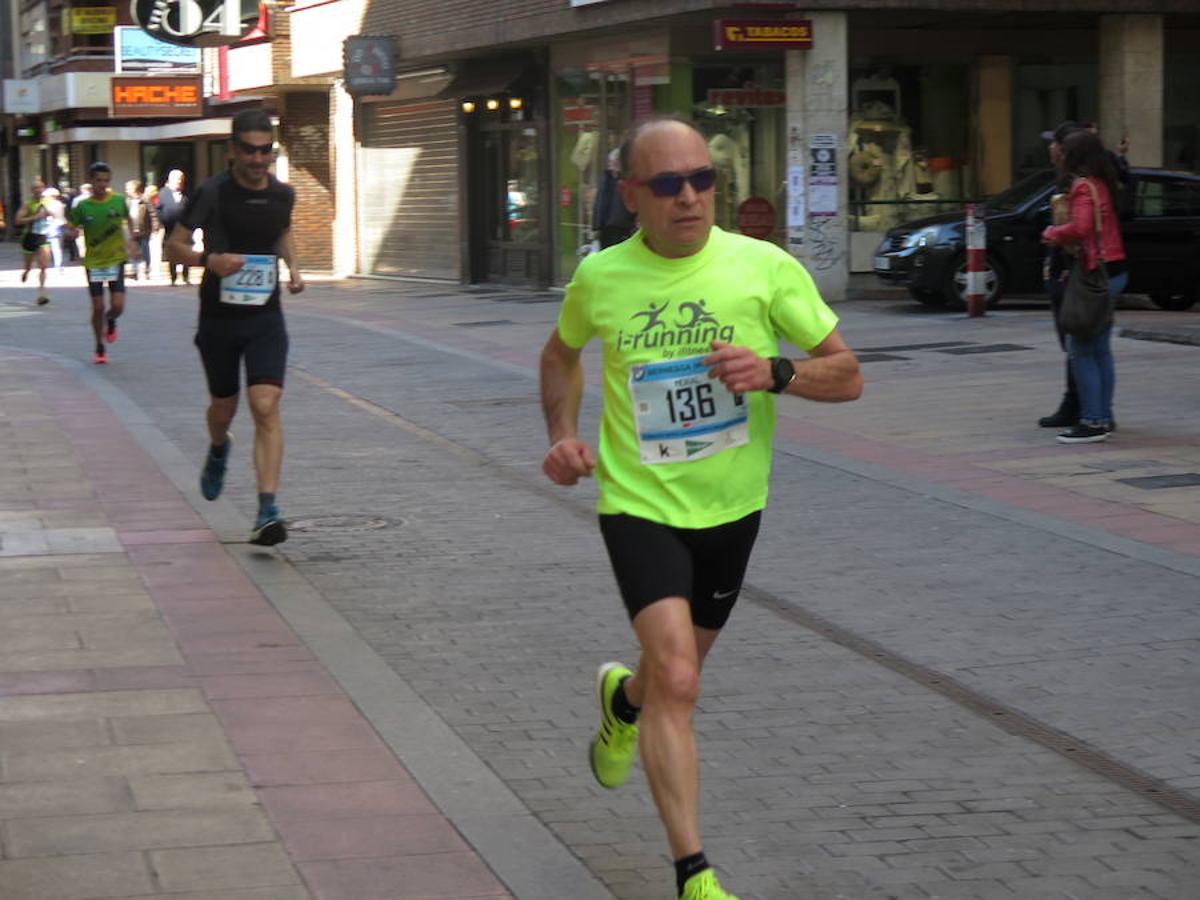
[935,343,1033,355]
[1118,473,1200,490]
[453,319,516,328]
[289,515,395,533]
[856,352,911,363]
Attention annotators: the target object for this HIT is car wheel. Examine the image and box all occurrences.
[943,253,1004,309]
[908,287,946,307]
[1149,289,1197,311]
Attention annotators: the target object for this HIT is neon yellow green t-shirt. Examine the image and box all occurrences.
[557,226,839,529]
[69,193,129,269]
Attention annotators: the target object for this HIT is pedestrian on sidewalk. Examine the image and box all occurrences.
[539,116,863,900]
[159,169,191,285]
[1042,130,1127,444]
[125,180,153,281]
[64,162,139,365]
[166,108,304,547]
[15,179,52,306]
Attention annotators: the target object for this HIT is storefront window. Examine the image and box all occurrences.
[847,65,970,235]
[483,126,541,244]
[1165,52,1200,173]
[141,144,195,191]
[553,65,630,282]
[1013,62,1097,178]
[693,65,786,246]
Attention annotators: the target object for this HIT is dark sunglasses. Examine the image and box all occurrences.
[629,167,717,198]
[235,139,274,156]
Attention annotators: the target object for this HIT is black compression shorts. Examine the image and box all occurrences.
[194,313,289,399]
[598,511,762,630]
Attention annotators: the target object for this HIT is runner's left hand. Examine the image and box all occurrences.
[705,341,771,393]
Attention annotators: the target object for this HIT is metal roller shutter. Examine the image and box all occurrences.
[358,100,460,280]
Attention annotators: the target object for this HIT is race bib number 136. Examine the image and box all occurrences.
[629,355,749,465]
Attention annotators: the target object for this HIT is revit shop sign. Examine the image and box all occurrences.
[713,19,813,52]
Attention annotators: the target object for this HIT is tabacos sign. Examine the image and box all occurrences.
[131,0,265,47]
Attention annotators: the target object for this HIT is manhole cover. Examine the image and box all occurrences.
[289,515,396,532]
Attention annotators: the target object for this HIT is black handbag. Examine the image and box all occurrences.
[1059,179,1113,340]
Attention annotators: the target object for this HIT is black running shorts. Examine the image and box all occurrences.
[194,313,289,399]
[86,268,125,298]
[21,231,47,253]
[598,511,762,630]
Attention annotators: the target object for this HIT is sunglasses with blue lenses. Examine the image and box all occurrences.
[630,167,718,198]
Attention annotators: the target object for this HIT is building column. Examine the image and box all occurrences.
[332,80,358,278]
[975,56,1012,196]
[786,11,848,302]
[1100,14,1163,168]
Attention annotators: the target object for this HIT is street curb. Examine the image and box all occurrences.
[14,345,615,900]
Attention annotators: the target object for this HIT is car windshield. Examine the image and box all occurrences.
[983,169,1055,212]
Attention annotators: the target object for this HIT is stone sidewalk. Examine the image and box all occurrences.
[0,352,521,899]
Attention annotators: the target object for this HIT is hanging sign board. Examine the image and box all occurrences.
[110,75,204,117]
[67,7,117,34]
[115,26,201,73]
[714,19,813,52]
[132,0,265,48]
[343,36,397,97]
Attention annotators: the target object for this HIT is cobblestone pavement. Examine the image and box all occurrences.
[3,244,1200,899]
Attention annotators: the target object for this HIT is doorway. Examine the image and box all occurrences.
[468,110,548,286]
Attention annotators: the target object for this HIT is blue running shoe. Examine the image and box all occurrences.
[249,507,287,546]
[200,434,232,501]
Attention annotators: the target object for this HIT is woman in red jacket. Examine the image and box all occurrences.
[1041,130,1127,444]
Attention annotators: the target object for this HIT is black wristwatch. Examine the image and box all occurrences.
[199,250,211,269]
[768,356,796,394]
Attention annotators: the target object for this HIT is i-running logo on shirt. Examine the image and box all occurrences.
[616,299,735,354]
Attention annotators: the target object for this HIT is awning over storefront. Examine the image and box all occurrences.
[46,118,234,144]
[436,58,533,99]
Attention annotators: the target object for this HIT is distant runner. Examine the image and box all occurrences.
[65,162,138,364]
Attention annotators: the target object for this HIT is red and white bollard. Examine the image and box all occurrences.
[965,203,987,317]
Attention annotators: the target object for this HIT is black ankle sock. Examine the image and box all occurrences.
[675,852,709,896]
[210,440,229,459]
[257,492,276,513]
[612,676,640,724]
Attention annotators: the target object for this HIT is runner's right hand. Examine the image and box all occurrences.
[543,438,596,485]
[206,253,245,277]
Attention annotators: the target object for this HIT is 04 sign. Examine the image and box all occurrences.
[132,0,262,47]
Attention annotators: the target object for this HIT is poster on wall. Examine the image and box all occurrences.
[787,164,805,230]
[808,133,838,217]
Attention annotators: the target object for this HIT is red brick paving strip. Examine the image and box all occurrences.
[0,356,512,900]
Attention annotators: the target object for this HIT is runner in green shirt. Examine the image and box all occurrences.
[65,161,139,364]
[540,116,863,900]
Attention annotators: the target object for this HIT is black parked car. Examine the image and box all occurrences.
[871,168,1200,310]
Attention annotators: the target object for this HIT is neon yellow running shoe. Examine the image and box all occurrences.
[589,661,638,789]
[680,868,740,900]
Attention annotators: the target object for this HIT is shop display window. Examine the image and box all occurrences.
[553,65,632,282]
[1166,52,1200,174]
[693,65,786,246]
[847,64,970,234]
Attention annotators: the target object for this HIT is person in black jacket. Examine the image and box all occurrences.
[157,170,191,285]
[592,148,637,249]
